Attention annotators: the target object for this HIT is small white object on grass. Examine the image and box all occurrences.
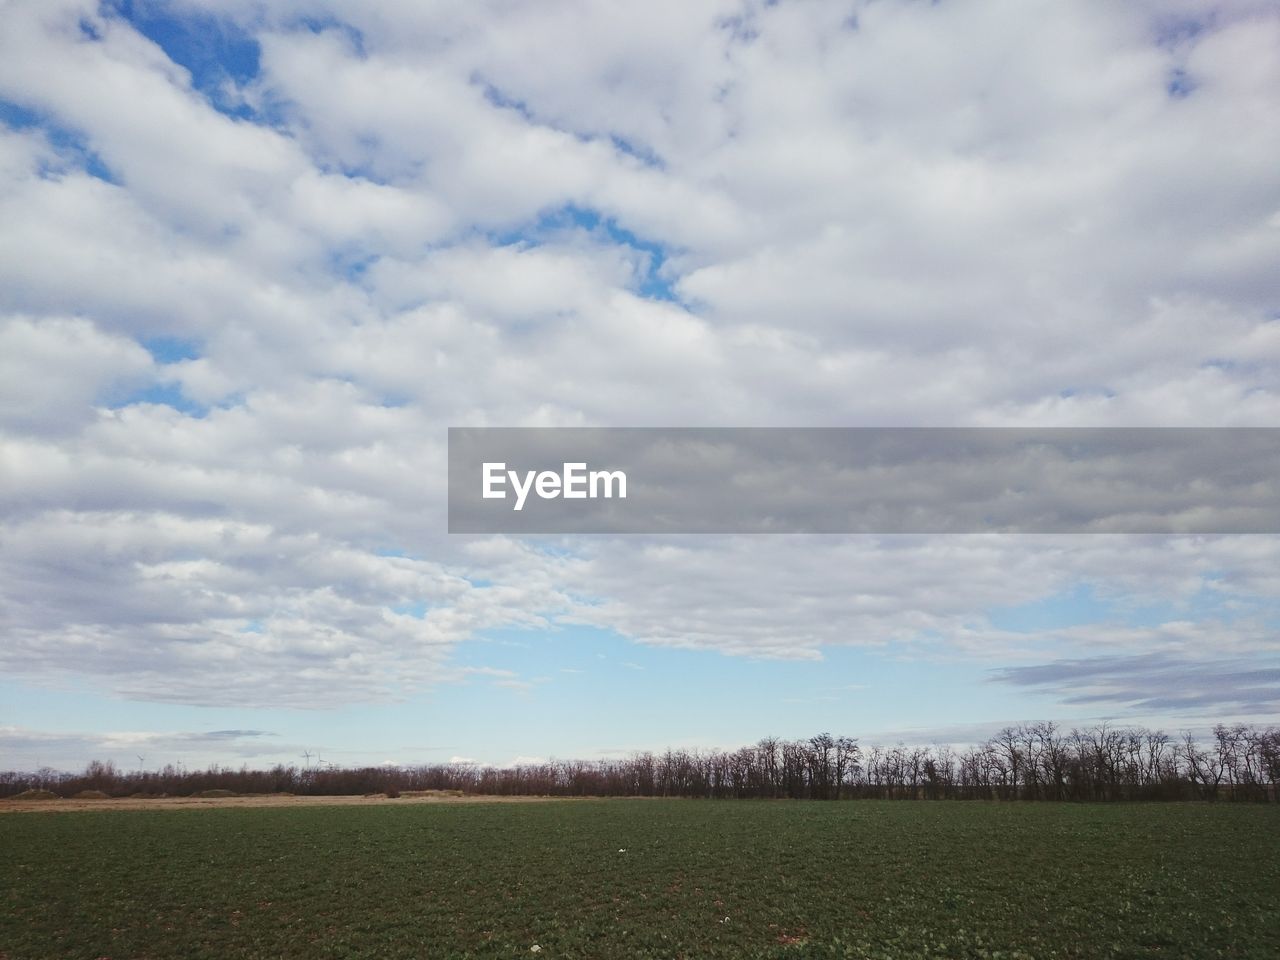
[618,848,627,853]
[530,945,541,954]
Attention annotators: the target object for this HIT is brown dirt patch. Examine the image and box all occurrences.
[0,791,574,815]
[7,789,58,802]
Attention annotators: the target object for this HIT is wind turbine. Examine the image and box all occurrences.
[302,750,313,768]
[136,754,146,771]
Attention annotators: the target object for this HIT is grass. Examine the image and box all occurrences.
[2,800,1277,959]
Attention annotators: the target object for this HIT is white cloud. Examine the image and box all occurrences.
[552,534,1280,662]
[0,0,1277,724]
[0,315,153,431]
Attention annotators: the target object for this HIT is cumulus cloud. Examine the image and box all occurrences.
[0,315,154,431]
[552,534,1280,663]
[0,0,1277,726]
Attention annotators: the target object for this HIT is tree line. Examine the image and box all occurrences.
[4,722,1277,802]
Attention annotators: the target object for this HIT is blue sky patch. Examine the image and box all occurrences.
[988,584,1115,633]
[608,134,664,170]
[295,14,366,54]
[140,336,201,364]
[110,382,207,416]
[1,99,119,184]
[491,204,679,302]
[108,0,262,120]
[391,601,430,618]
[480,81,536,123]
[1167,68,1196,99]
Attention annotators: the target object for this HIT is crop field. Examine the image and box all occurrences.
[2,799,1278,960]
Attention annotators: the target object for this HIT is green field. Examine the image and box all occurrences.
[2,800,1278,959]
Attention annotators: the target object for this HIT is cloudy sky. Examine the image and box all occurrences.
[2,0,1279,771]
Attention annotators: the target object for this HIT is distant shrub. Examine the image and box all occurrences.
[385,787,401,798]
[9,789,58,801]
[72,789,111,800]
